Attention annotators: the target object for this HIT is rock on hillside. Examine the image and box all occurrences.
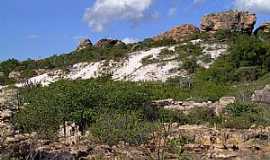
[153,24,200,42]
[95,39,126,48]
[255,22,270,34]
[252,85,270,104]
[201,10,256,34]
[76,39,93,51]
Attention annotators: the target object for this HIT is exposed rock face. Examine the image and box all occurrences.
[152,96,235,115]
[95,39,126,48]
[76,39,92,51]
[201,10,256,34]
[254,22,270,34]
[252,85,270,104]
[153,24,200,42]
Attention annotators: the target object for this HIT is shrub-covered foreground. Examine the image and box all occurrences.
[13,78,270,145]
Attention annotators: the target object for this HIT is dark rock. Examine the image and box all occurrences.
[77,39,93,51]
[95,39,126,48]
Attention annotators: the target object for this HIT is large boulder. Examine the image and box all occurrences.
[254,22,270,34]
[252,85,270,104]
[95,39,126,48]
[153,24,200,42]
[200,10,256,34]
[76,39,93,51]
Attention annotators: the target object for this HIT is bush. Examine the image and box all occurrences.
[14,80,153,138]
[220,102,270,129]
[90,111,156,146]
[197,34,270,83]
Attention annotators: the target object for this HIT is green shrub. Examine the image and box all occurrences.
[220,102,270,129]
[90,111,156,146]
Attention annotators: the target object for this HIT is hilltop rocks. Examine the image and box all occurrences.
[153,11,258,42]
[76,39,92,51]
[252,85,270,104]
[95,39,126,48]
[153,24,200,42]
[201,10,256,34]
[254,22,270,34]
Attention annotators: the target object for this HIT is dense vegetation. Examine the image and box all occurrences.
[13,78,270,145]
[197,34,270,83]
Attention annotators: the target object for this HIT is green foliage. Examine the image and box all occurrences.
[168,135,194,156]
[90,111,156,146]
[175,42,203,73]
[219,102,270,129]
[197,34,270,83]
[176,42,203,59]
[182,58,198,74]
[225,102,259,117]
[14,80,153,139]
[0,59,20,84]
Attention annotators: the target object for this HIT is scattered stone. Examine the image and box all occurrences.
[0,110,12,120]
[153,24,200,42]
[219,96,236,107]
[252,85,270,104]
[58,122,82,145]
[201,10,256,34]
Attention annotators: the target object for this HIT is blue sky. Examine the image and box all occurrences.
[0,0,269,61]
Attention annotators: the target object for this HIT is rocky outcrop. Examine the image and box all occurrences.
[200,10,256,34]
[153,24,200,42]
[76,39,92,51]
[8,71,21,81]
[95,39,126,48]
[152,96,235,115]
[252,85,270,104]
[58,122,81,145]
[254,22,270,34]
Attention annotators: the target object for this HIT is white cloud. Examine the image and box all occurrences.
[84,0,153,32]
[234,0,270,13]
[122,37,140,44]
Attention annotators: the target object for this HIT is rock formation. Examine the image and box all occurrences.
[252,85,270,104]
[8,71,21,81]
[153,24,200,42]
[254,22,270,34]
[76,39,92,51]
[200,10,256,34]
[152,96,235,116]
[95,39,126,48]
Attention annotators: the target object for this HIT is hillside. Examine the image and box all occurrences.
[1,10,270,160]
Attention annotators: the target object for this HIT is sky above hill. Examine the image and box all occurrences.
[0,0,269,61]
